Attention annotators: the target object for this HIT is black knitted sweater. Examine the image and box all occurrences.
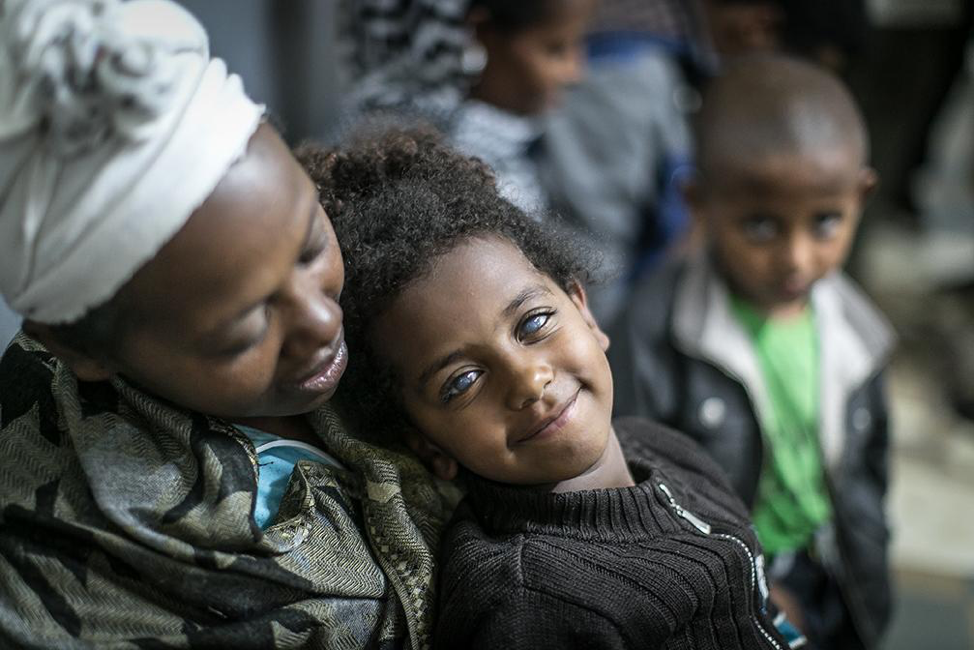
[433,418,790,650]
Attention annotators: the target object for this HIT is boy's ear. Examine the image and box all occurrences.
[403,428,459,481]
[22,320,116,382]
[858,167,879,200]
[567,280,610,352]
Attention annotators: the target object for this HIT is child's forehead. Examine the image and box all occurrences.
[703,144,864,198]
[422,236,553,293]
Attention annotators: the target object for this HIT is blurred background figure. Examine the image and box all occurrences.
[341,0,596,215]
[539,0,870,328]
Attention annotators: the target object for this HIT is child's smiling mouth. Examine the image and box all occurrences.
[513,387,581,446]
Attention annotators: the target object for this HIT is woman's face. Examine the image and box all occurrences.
[95,124,346,419]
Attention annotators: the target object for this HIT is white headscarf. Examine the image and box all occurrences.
[0,0,264,324]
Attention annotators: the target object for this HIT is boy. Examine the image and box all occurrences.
[610,54,895,650]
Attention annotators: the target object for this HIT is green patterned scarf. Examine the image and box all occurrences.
[0,334,457,649]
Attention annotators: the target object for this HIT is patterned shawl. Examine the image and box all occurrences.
[0,333,456,649]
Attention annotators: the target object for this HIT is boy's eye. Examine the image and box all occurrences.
[740,215,779,243]
[812,212,843,239]
[441,369,482,404]
[518,311,553,340]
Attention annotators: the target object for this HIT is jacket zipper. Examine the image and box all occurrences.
[658,482,711,533]
[657,483,785,650]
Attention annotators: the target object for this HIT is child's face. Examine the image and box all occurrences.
[472,0,596,115]
[695,146,875,317]
[371,236,613,485]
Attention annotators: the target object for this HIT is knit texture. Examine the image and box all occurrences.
[0,333,456,649]
[434,418,789,650]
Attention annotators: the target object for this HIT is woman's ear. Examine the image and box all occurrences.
[403,428,459,481]
[22,320,116,382]
[567,280,610,352]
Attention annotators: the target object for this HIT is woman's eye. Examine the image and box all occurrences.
[299,232,327,265]
[441,370,481,403]
[519,312,552,339]
[741,215,778,243]
[812,212,842,239]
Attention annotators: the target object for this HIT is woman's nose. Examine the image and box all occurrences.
[279,271,343,359]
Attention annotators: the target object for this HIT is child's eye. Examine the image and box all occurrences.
[519,311,553,340]
[741,215,779,243]
[812,212,842,239]
[441,369,482,403]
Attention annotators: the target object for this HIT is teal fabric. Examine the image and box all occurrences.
[236,425,345,529]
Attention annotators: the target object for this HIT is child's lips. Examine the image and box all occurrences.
[777,277,811,300]
[514,389,581,446]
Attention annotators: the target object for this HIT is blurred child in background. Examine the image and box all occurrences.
[609,54,894,650]
[342,0,595,215]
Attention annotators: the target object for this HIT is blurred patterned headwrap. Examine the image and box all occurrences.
[0,0,263,324]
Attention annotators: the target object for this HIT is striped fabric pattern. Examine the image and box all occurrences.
[0,334,456,649]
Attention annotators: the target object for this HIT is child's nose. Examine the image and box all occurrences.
[780,233,815,273]
[505,357,554,410]
[561,46,586,86]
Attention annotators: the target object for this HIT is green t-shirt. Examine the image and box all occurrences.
[731,297,832,556]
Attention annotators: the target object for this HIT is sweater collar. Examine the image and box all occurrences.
[463,449,685,542]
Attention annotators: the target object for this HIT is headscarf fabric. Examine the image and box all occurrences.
[0,0,263,324]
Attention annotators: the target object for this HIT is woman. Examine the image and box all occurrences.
[0,1,449,648]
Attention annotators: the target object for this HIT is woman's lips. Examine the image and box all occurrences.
[515,390,580,446]
[293,338,348,395]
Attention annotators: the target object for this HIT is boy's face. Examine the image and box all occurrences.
[371,236,614,485]
[472,0,595,115]
[694,146,876,317]
[61,125,348,419]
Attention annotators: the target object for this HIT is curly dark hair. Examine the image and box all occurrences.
[295,128,595,441]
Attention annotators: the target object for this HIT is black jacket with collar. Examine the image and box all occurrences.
[608,256,895,650]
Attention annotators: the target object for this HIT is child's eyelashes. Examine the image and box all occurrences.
[518,310,555,341]
[441,369,482,403]
[740,214,779,243]
[739,211,845,243]
[812,212,843,239]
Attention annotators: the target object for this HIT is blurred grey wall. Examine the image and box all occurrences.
[177,0,345,143]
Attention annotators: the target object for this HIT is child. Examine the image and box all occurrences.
[297,131,804,649]
[609,54,894,650]
[344,0,596,214]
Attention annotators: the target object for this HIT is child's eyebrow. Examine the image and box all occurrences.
[501,284,552,320]
[415,284,554,392]
[417,350,465,392]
